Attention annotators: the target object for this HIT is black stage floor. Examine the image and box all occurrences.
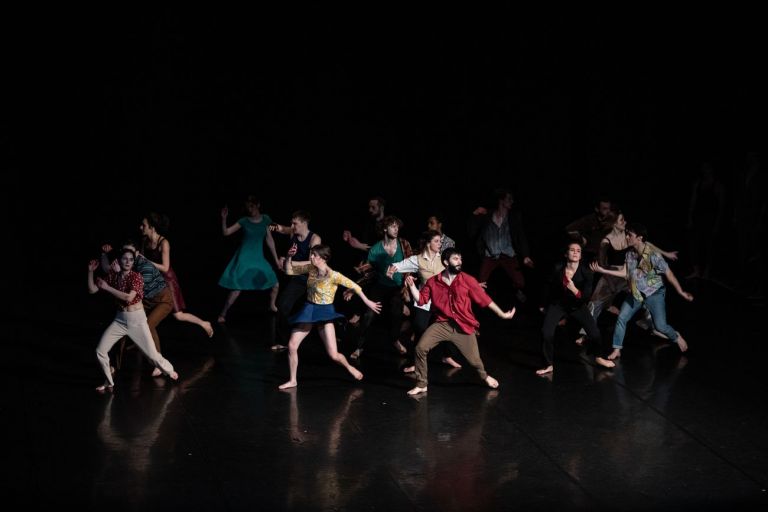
[2,279,767,511]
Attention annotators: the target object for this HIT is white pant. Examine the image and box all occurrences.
[95,309,175,386]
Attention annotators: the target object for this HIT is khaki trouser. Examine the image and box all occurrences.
[413,321,487,388]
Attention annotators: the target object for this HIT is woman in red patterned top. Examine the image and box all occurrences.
[88,247,179,392]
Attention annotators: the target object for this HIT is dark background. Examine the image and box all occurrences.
[3,10,765,318]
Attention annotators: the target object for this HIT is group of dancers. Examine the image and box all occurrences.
[87,190,693,396]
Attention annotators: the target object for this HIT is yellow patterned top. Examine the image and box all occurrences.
[287,264,362,305]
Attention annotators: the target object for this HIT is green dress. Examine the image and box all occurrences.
[218,215,278,290]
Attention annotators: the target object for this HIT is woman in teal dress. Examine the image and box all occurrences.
[218,196,280,322]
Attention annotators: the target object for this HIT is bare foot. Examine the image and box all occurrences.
[402,365,416,374]
[607,349,621,360]
[349,367,363,381]
[536,365,554,376]
[217,315,226,324]
[169,371,179,381]
[110,366,116,375]
[279,380,297,390]
[95,384,113,393]
[348,314,361,326]
[407,386,427,396]
[441,357,462,369]
[151,367,162,377]
[270,344,287,351]
[607,305,620,315]
[595,357,615,368]
[393,340,407,355]
[484,375,499,389]
[349,348,362,360]
[677,336,688,353]
[203,321,214,338]
[574,336,585,346]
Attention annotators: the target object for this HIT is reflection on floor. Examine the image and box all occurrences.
[2,279,767,510]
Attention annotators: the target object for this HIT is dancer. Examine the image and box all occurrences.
[387,229,462,373]
[404,247,516,396]
[591,223,693,360]
[218,196,280,322]
[536,242,615,376]
[269,210,322,350]
[88,248,178,392]
[101,241,174,377]
[278,243,381,390]
[140,213,214,337]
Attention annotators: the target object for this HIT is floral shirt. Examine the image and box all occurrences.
[626,245,669,300]
[288,264,361,305]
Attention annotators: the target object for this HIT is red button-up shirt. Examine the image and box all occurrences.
[418,271,492,334]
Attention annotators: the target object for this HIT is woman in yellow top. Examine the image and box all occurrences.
[278,243,381,390]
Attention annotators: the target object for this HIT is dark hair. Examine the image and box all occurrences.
[493,188,513,204]
[441,247,461,263]
[563,240,583,255]
[291,210,311,223]
[369,196,386,209]
[118,247,137,260]
[310,244,331,262]
[377,215,403,237]
[245,195,260,207]
[145,212,170,236]
[625,222,648,241]
[418,229,442,252]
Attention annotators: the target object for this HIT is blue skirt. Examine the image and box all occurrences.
[289,302,345,325]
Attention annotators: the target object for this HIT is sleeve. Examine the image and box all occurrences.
[129,272,144,299]
[651,252,669,274]
[333,271,362,294]
[393,256,419,274]
[237,217,247,227]
[417,279,433,306]
[467,276,493,308]
[287,263,312,276]
[443,235,455,249]
[577,265,593,301]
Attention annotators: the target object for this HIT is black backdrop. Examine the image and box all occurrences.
[3,10,765,315]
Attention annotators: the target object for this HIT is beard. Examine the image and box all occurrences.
[447,263,462,275]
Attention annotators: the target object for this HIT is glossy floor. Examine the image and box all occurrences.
[2,280,767,510]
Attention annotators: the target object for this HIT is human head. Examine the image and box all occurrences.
[419,229,442,254]
[118,247,136,271]
[441,247,463,274]
[565,242,583,262]
[141,212,169,237]
[378,215,403,239]
[427,214,444,234]
[595,197,612,219]
[368,196,386,218]
[309,243,332,263]
[493,188,514,209]
[625,222,648,247]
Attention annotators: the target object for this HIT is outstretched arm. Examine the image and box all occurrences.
[486,301,516,320]
[665,268,694,302]
[590,261,627,278]
[221,207,242,237]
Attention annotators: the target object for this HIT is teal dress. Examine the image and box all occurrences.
[218,215,278,290]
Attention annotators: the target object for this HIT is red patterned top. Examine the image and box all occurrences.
[106,270,144,308]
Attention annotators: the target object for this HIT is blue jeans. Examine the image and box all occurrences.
[612,287,679,349]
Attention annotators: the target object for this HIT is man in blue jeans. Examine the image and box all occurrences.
[590,223,693,360]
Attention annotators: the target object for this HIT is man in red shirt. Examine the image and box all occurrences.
[404,248,516,396]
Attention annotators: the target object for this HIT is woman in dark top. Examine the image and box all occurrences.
[537,242,615,375]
